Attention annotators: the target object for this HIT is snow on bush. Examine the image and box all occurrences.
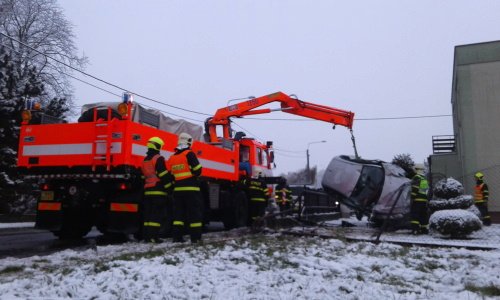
[429,210,482,238]
[428,195,474,213]
[467,204,482,218]
[429,178,481,238]
[432,178,464,199]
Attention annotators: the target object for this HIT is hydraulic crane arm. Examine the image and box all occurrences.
[206,91,355,143]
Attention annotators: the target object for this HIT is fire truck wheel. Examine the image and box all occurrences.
[223,190,248,230]
[53,221,92,240]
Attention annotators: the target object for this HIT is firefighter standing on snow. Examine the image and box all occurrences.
[410,167,429,234]
[474,172,491,226]
[275,178,292,213]
[141,137,172,243]
[166,133,203,243]
[245,172,269,224]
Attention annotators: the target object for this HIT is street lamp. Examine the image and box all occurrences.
[306,140,326,182]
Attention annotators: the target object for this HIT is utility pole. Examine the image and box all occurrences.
[306,140,326,183]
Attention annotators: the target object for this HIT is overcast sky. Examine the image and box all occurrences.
[59,1,500,175]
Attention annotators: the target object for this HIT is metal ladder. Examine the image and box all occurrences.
[92,107,113,171]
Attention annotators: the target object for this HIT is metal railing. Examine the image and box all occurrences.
[432,135,456,154]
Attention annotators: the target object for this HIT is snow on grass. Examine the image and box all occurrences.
[0,233,500,299]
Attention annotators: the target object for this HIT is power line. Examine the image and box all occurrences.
[137,102,204,123]
[4,43,208,124]
[1,32,453,124]
[56,67,123,98]
[231,120,262,140]
[273,152,306,159]
[241,114,452,122]
[356,114,452,121]
[273,148,306,154]
[0,31,211,117]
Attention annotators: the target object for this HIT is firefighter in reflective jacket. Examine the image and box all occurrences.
[245,172,269,223]
[474,172,491,226]
[166,132,203,243]
[275,178,292,213]
[410,169,429,234]
[141,137,172,243]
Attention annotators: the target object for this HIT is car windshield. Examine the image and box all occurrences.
[350,165,384,210]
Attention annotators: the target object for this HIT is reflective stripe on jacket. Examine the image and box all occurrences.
[141,154,161,189]
[167,151,193,181]
[411,174,429,202]
[246,178,268,201]
[166,149,202,192]
[475,183,488,203]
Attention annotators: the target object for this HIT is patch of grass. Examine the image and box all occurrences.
[0,265,24,274]
[425,252,443,259]
[229,257,251,264]
[338,286,352,294]
[465,283,500,297]
[39,265,58,273]
[114,249,164,261]
[382,275,411,289]
[424,260,442,271]
[66,257,87,265]
[67,257,81,261]
[93,261,110,273]
[61,268,73,276]
[114,253,138,261]
[277,258,299,269]
[371,264,382,273]
[412,252,424,260]
[389,246,410,257]
[162,256,180,266]
[245,234,271,250]
[204,239,229,250]
[415,260,444,273]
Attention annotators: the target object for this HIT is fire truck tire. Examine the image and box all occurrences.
[223,190,248,229]
[53,226,92,240]
[53,218,92,240]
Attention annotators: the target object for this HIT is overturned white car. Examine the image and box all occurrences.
[321,155,412,227]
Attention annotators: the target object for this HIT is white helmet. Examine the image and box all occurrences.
[177,132,193,147]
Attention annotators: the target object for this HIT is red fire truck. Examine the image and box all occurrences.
[17,92,354,238]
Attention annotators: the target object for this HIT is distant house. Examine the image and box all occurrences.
[430,40,500,216]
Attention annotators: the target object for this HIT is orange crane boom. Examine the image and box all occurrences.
[205,91,358,157]
[206,91,354,142]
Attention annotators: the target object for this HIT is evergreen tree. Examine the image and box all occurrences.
[391,153,416,179]
[0,46,44,213]
[44,97,70,119]
[0,0,82,214]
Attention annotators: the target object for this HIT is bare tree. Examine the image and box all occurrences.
[0,0,87,108]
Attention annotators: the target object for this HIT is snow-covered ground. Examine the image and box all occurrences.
[0,222,34,229]
[321,217,500,250]
[1,221,500,299]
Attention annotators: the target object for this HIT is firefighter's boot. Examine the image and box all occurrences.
[411,222,421,235]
